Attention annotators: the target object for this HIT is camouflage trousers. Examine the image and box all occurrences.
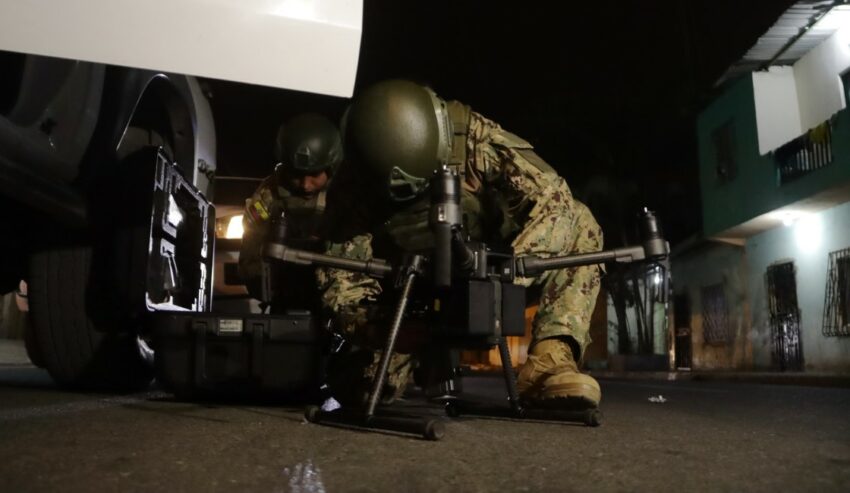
[325,347,414,407]
[512,200,603,359]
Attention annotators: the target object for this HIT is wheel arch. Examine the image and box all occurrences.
[79,68,216,196]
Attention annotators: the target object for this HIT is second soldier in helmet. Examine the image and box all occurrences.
[239,113,342,313]
[319,80,604,411]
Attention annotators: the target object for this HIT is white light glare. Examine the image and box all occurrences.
[793,213,823,254]
[769,210,805,227]
[226,215,244,239]
[167,196,184,228]
[269,0,317,21]
[653,272,662,285]
[812,6,850,32]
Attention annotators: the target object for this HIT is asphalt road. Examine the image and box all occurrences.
[1,345,849,492]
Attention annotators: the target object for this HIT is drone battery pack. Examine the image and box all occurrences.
[440,280,526,338]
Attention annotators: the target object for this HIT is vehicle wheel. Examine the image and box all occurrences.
[29,245,154,391]
[23,321,46,368]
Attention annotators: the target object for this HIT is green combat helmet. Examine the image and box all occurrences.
[274,113,344,175]
[344,80,452,202]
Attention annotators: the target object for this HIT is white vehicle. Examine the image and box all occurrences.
[0,0,362,389]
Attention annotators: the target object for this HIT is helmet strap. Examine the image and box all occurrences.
[388,166,429,203]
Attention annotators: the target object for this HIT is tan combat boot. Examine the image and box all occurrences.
[516,338,601,409]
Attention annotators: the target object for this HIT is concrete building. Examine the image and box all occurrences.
[673,1,850,372]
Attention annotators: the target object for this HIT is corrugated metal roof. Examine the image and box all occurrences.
[718,1,850,84]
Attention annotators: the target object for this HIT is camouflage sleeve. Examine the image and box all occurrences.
[316,233,383,334]
[502,149,590,259]
[464,110,598,261]
[461,108,504,194]
[238,177,280,296]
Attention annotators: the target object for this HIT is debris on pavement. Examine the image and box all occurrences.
[321,397,341,412]
[648,395,667,403]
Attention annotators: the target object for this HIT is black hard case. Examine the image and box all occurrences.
[151,312,324,398]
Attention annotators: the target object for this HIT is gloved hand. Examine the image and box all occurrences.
[333,304,384,347]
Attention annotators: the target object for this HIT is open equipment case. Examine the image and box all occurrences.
[142,150,325,399]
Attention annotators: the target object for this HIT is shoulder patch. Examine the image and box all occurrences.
[247,199,271,224]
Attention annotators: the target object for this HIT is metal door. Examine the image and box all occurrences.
[766,262,803,371]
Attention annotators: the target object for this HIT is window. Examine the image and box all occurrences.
[700,283,729,344]
[822,247,850,337]
[711,121,737,184]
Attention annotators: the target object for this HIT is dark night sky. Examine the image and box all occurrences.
[208,0,797,246]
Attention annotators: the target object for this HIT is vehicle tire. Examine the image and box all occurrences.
[29,242,154,391]
[27,148,160,390]
[23,321,46,368]
[29,193,153,391]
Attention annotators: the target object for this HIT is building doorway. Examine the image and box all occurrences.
[673,293,692,369]
[766,262,803,371]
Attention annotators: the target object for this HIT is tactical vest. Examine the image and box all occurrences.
[275,184,327,250]
[446,101,471,174]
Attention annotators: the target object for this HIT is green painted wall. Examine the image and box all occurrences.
[697,75,850,237]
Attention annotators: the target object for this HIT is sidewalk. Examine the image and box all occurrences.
[588,369,850,388]
[465,362,850,388]
[0,339,30,366]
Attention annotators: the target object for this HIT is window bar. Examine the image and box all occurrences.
[822,248,850,337]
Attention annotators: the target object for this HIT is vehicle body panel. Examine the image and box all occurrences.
[0,0,363,98]
[0,60,216,226]
[0,58,104,181]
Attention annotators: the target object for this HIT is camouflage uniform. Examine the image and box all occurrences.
[239,171,327,311]
[318,103,603,402]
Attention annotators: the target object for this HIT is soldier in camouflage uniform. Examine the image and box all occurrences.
[239,113,343,312]
[319,80,602,410]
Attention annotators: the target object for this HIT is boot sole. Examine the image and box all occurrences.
[527,395,599,411]
[536,381,601,408]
